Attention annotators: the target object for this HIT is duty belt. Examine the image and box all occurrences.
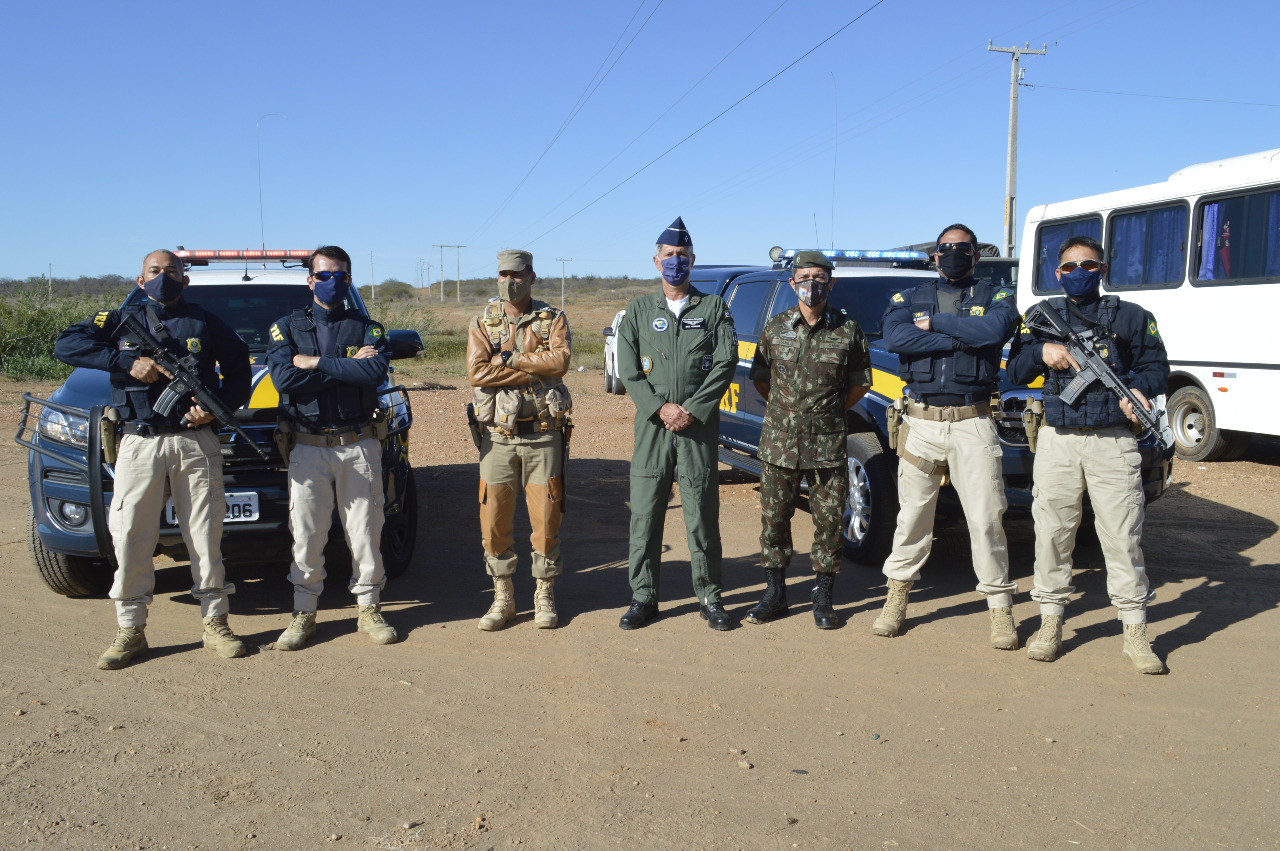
[489,418,557,436]
[291,421,374,448]
[293,421,372,436]
[904,400,990,422]
[121,422,208,437]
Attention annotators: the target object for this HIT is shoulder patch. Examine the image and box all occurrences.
[891,292,905,304]
[270,323,285,342]
[93,310,111,328]
[369,325,383,338]
[992,289,1011,301]
[1147,318,1159,338]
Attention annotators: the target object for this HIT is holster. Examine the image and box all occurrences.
[371,406,390,442]
[886,396,905,450]
[1021,398,1045,453]
[274,417,296,465]
[99,406,122,464]
[466,403,484,450]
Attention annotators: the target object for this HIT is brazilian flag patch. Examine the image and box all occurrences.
[1147,319,1159,338]
[993,289,1010,301]
[369,326,383,338]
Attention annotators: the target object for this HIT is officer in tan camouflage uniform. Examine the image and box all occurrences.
[745,250,872,629]
[466,249,572,631]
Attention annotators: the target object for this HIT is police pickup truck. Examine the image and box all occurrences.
[17,249,424,597]
[701,247,1172,565]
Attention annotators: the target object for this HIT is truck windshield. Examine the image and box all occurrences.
[123,285,315,351]
[827,274,935,337]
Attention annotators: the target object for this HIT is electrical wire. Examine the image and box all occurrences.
[1021,83,1280,108]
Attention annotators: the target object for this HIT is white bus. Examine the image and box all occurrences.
[1018,148,1280,461]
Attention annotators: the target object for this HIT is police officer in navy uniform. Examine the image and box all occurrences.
[1008,235,1170,674]
[267,245,398,650]
[874,224,1021,649]
[55,249,252,670]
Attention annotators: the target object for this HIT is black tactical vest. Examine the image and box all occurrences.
[280,307,379,425]
[898,280,1000,396]
[112,304,214,423]
[1040,296,1130,429]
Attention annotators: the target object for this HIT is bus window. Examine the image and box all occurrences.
[1108,204,1188,289]
[1035,216,1102,293]
[1195,188,1280,284]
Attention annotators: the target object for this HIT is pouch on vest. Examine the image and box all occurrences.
[471,386,497,424]
[494,388,523,434]
[274,417,296,466]
[98,406,122,464]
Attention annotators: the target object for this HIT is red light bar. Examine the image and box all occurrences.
[174,249,312,260]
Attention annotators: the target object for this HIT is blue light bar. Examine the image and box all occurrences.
[776,248,929,261]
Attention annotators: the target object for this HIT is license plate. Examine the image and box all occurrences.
[165,492,259,524]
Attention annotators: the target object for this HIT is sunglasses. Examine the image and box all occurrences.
[794,274,831,284]
[1057,259,1104,273]
[312,271,351,283]
[936,242,976,255]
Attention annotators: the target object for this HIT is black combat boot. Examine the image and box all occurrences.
[699,601,733,631]
[745,569,787,624]
[812,572,842,630]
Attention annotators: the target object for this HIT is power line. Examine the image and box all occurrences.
[1021,82,1280,108]
[526,0,889,246]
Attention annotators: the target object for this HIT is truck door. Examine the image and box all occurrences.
[716,272,780,452]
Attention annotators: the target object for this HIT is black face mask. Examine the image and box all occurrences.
[937,249,975,281]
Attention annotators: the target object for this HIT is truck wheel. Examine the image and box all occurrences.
[1219,430,1252,461]
[605,370,615,394]
[27,507,111,597]
[842,433,898,566]
[380,473,419,578]
[1169,385,1228,462]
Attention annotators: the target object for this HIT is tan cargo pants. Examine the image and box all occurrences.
[882,413,1016,607]
[1030,425,1153,624]
[107,429,235,627]
[287,437,386,612]
[478,431,564,579]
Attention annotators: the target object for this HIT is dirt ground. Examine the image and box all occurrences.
[1,366,1277,850]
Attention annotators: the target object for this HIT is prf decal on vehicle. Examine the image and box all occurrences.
[719,382,739,414]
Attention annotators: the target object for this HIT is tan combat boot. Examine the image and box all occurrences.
[202,615,248,658]
[97,626,147,670]
[534,578,558,629]
[871,579,913,637]
[478,576,516,631]
[1026,615,1064,662]
[990,606,1018,650]
[276,611,316,651]
[358,605,399,645]
[1122,623,1166,674]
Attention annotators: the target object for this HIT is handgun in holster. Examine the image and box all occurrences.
[1021,398,1045,453]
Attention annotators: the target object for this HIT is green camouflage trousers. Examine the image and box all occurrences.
[760,461,849,574]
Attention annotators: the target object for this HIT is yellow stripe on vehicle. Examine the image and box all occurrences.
[248,369,281,409]
[737,340,757,362]
[869,367,905,401]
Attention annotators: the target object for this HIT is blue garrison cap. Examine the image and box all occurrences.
[656,216,693,248]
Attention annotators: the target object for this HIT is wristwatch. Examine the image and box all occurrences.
[500,350,512,365]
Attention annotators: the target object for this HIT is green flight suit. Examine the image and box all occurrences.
[617,286,738,605]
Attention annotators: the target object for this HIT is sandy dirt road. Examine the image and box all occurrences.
[1,369,1277,850]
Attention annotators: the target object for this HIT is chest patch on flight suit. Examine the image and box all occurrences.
[780,330,797,340]
[701,354,712,371]
[969,306,985,316]
[652,317,668,332]
[641,356,652,373]
[186,338,202,353]
[681,317,706,330]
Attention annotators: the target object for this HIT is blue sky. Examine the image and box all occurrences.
[3,0,1277,284]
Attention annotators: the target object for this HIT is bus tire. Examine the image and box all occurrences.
[1219,430,1252,461]
[28,508,111,597]
[1169,385,1228,462]
[842,433,898,566]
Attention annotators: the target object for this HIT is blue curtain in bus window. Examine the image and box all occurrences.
[1037,218,1102,291]
[1267,191,1280,276]
[1198,202,1219,280]
[1146,205,1186,285]
[1110,212,1146,287]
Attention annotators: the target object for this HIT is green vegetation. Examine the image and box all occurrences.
[0,279,129,380]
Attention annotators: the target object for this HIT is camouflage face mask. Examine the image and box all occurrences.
[795,279,830,307]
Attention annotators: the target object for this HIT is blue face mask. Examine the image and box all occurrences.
[1059,267,1102,298]
[143,273,184,304]
[660,255,691,286]
[314,274,351,306]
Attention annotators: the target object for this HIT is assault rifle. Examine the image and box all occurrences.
[1022,301,1173,454]
[115,311,270,460]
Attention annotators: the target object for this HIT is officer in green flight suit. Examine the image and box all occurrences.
[616,217,738,631]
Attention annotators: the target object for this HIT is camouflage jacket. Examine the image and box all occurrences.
[749,305,872,469]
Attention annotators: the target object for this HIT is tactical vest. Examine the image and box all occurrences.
[1040,296,1131,429]
[112,304,213,422]
[898,281,1000,395]
[471,300,572,434]
[281,307,379,424]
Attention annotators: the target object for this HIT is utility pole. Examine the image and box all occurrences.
[433,245,445,302]
[988,40,1046,258]
[554,258,572,312]
[433,244,465,302]
[48,263,52,302]
[370,251,376,310]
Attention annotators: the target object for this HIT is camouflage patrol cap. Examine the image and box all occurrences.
[497,249,533,272]
[792,250,834,272]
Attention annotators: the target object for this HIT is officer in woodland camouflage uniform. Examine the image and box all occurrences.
[745,250,872,629]
[466,249,572,631]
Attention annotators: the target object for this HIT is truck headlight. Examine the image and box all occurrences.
[38,407,89,449]
[48,499,90,528]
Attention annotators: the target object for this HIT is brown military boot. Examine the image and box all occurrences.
[533,578,559,629]
[1026,615,1064,662]
[989,606,1018,650]
[872,579,912,637]
[202,615,248,658]
[358,605,399,645]
[276,611,316,651]
[478,576,516,631]
[1122,623,1167,674]
[97,626,147,670]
